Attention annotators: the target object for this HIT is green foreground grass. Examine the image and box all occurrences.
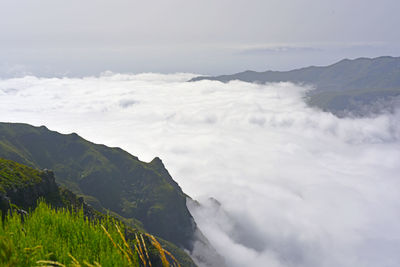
[0,202,180,267]
[0,201,136,266]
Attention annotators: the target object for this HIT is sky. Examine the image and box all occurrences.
[1,75,400,266]
[1,0,400,76]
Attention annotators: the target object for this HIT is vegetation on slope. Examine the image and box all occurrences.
[0,158,62,214]
[0,123,197,251]
[0,201,184,267]
[0,158,42,192]
[0,202,135,266]
[0,157,196,267]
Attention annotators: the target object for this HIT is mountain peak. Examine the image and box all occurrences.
[150,156,164,166]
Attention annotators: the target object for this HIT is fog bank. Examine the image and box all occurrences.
[1,74,399,266]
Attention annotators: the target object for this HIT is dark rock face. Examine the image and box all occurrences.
[0,161,63,220]
[5,170,61,210]
[0,192,10,218]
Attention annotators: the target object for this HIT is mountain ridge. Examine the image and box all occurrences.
[190,56,400,116]
[0,122,196,251]
[190,56,400,88]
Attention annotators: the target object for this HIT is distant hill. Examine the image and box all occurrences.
[190,56,400,116]
[0,122,196,251]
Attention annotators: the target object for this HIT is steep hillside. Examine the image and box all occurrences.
[190,56,400,116]
[0,122,197,251]
[0,158,61,213]
[0,157,196,266]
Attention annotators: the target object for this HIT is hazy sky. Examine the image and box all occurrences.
[1,0,399,76]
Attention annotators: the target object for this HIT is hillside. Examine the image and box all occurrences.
[0,122,197,251]
[0,157,196,266]
[0,158,62,213]
[190,56,400,116]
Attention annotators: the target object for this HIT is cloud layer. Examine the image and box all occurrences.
[1,74,400,266]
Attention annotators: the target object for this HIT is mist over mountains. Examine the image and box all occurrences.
[191,56,400,117]
[1,67,400,266]
[1,0,400,265]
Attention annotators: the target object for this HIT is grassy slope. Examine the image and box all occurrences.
[0,157,196,267]
[0,122,196,251]
[0,202,137,266]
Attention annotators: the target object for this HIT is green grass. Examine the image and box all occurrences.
[0,201,183,267]
[0,201,138,266]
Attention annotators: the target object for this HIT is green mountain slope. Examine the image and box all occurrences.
[190,56,400,116]
[0,122,197,251]
[0,157,196,267]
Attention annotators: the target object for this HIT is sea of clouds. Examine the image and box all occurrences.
[1,73,400,267]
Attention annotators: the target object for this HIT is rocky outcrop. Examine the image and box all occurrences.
[4,169,61,210]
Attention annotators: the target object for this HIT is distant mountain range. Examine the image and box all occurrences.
[190,56,400,117]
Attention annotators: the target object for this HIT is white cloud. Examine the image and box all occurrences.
[0,74,400,267]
